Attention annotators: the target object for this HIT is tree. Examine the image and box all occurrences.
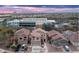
[2,19,7,27]
[42,23,54,31]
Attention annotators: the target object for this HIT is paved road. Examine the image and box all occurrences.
[44,43,48,52]
[46,43,79,52]
[0,48,13,53]
[0,43,79,53]
[46,43,63,52]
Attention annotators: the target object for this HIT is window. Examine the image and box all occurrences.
[41,39,44,45]
[24,37,27,38]
[44,39,45,42]
[20,38,22,40]
[33,36,35,40]
[24,37,27,41]
[37,37,39,40]
[19,22,36,27]
[27,38,31,44]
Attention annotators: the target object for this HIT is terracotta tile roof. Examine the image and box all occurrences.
[48,30,66,40]
[67,33,79,42]
[15,28,30,36]
[32,28,47,34]
[31,32,41,37]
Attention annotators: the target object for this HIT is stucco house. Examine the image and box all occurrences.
[30,28,47,46]
[30,32,42,46]
[14,28,30,45]
[30,28,48,53]
[32,28,47,43]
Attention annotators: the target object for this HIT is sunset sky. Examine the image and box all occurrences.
[0,5,79,13]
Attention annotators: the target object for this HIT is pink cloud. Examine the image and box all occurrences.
[21,7,79,13]
[0,6,79,13]
[0,9,15,13]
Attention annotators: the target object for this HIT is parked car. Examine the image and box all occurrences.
[63,45,70,52]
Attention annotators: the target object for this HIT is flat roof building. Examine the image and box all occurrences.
[6,18,48,28]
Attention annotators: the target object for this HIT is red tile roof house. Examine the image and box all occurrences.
[47,30,70,52]
[32,28,48,43]
[30,28,48,52]
[30,32,45,53]
[63,31,79,50]
[63,30,79,51]
[31,28,47,46]
[31,32,42,46]
[14,28,31,52]
[6,36,18,50]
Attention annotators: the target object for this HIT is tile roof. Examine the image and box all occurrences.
[31,32,41,38]
[32,28,47,33]
[67,33,79,42]
[48,30,66,40]
[15,28,30,36]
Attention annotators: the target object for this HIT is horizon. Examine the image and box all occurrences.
[0,5,79,14]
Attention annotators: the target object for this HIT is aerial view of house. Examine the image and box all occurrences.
[0,5,79,53]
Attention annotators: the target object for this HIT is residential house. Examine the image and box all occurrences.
[65,31,79,48]
[30,28,48,53]
[30,32,42,46]
[32,28,47,43]
[47,30,69,51]
[30,28,47,46]
[14,28,30,45]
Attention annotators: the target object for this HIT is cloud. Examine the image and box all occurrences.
[21,7,79,13]
[0,6,79,13]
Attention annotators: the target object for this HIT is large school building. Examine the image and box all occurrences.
[6,18,55,28]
